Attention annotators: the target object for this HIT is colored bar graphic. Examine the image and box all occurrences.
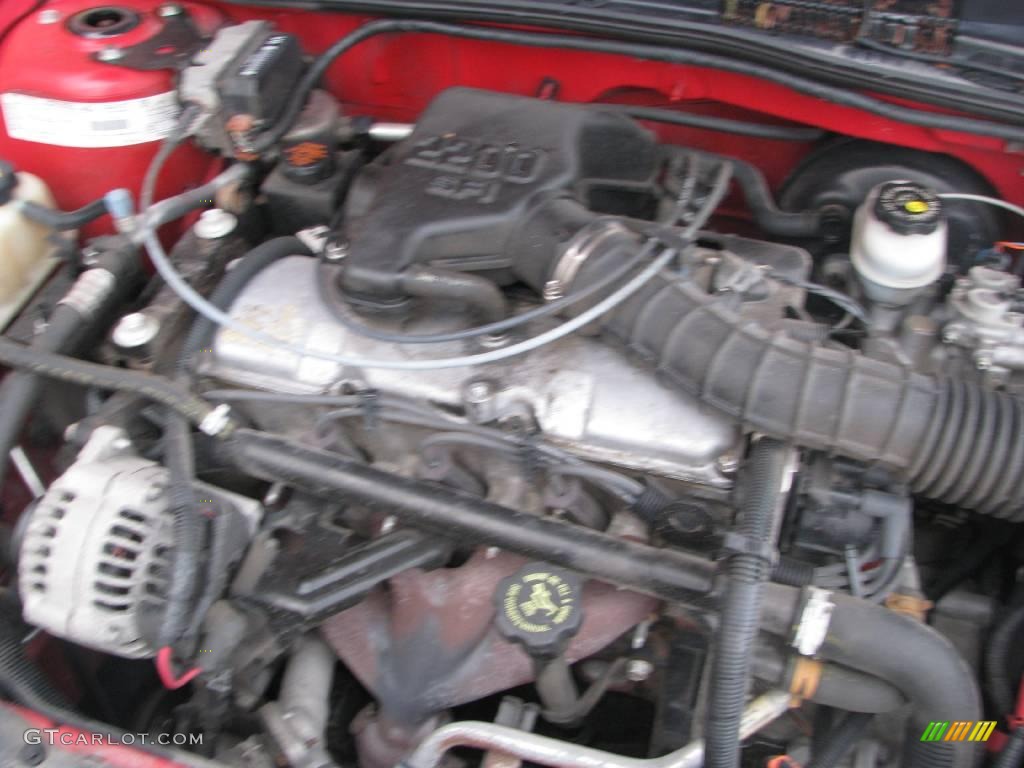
[920,721,997,742]
[968,722,998,742]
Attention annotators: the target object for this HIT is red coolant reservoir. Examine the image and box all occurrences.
[0,1,225,238]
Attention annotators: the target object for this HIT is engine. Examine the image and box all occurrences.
[0,11,1022,768]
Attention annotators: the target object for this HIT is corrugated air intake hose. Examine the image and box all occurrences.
[597,264,1024,521]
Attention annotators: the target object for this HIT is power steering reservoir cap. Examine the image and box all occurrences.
[873,181,943,236]
[494,562,583,657]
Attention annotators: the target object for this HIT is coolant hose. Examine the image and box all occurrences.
[760,585,981,768]
[600,268,1024,520]
[0,248,139,492]
[751,644,906,713]
[160,237,311,649]
[705,438,789,768]
[18,197,108,231]
[0,306,82,492]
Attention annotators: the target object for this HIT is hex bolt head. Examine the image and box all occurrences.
[194,208,238,240]
[463,379,497,423]
[716,450,741,474]
[466,380,493,401]
[157,3,184,17]
[112,312,160,350]
[96,47,124,62]
[625,658,654,682]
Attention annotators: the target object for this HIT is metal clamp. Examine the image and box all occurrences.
[546,219,630,301]
[57,268,116,319]
[359,389,380,430]
[296,225,330,256]
[720,531,776,566]
[791,586,835,657]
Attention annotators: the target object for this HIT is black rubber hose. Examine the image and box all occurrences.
[0,306,82,491]
[317,239,660,345]
[986,601,1024,717]
[0,336,225,431]
[705,438,789,768]
[996,728,1024,768]
[806,712,873,768]
[159,414,201,649]
[682,150,823,237]
[133,164,251,243]
[760,585,982,768]
[752,643,906,714]
[180,237,311,363]
[599,267,1024,520]
[19,198,108,231]
[0,244,140,491]
[399,266,508,324]
[0,598,68,709]
[594,104,825,142]
[811,666,904,714]
[248,20,1024,152]
[224,428,718,604]
[159,237,310,650]
[771,556,815,586]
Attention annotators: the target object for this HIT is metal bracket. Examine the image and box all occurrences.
[92,12,206,71]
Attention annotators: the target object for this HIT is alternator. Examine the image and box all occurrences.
[18,427,260,658]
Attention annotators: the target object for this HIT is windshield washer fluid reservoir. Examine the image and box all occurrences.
[0,169,58,328]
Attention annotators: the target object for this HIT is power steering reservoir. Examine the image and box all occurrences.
[851,180,948,306]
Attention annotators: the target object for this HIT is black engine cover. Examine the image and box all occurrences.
[340,88,661,304]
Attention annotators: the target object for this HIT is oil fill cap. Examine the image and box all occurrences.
[495,563,583,657]
[873,181,944,236]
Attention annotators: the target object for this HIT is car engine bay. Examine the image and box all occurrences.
[0,3,1023,768]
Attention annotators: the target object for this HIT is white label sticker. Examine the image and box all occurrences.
[1,91,180,148]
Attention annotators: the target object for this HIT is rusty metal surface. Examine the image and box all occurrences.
[321,548,659,726]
